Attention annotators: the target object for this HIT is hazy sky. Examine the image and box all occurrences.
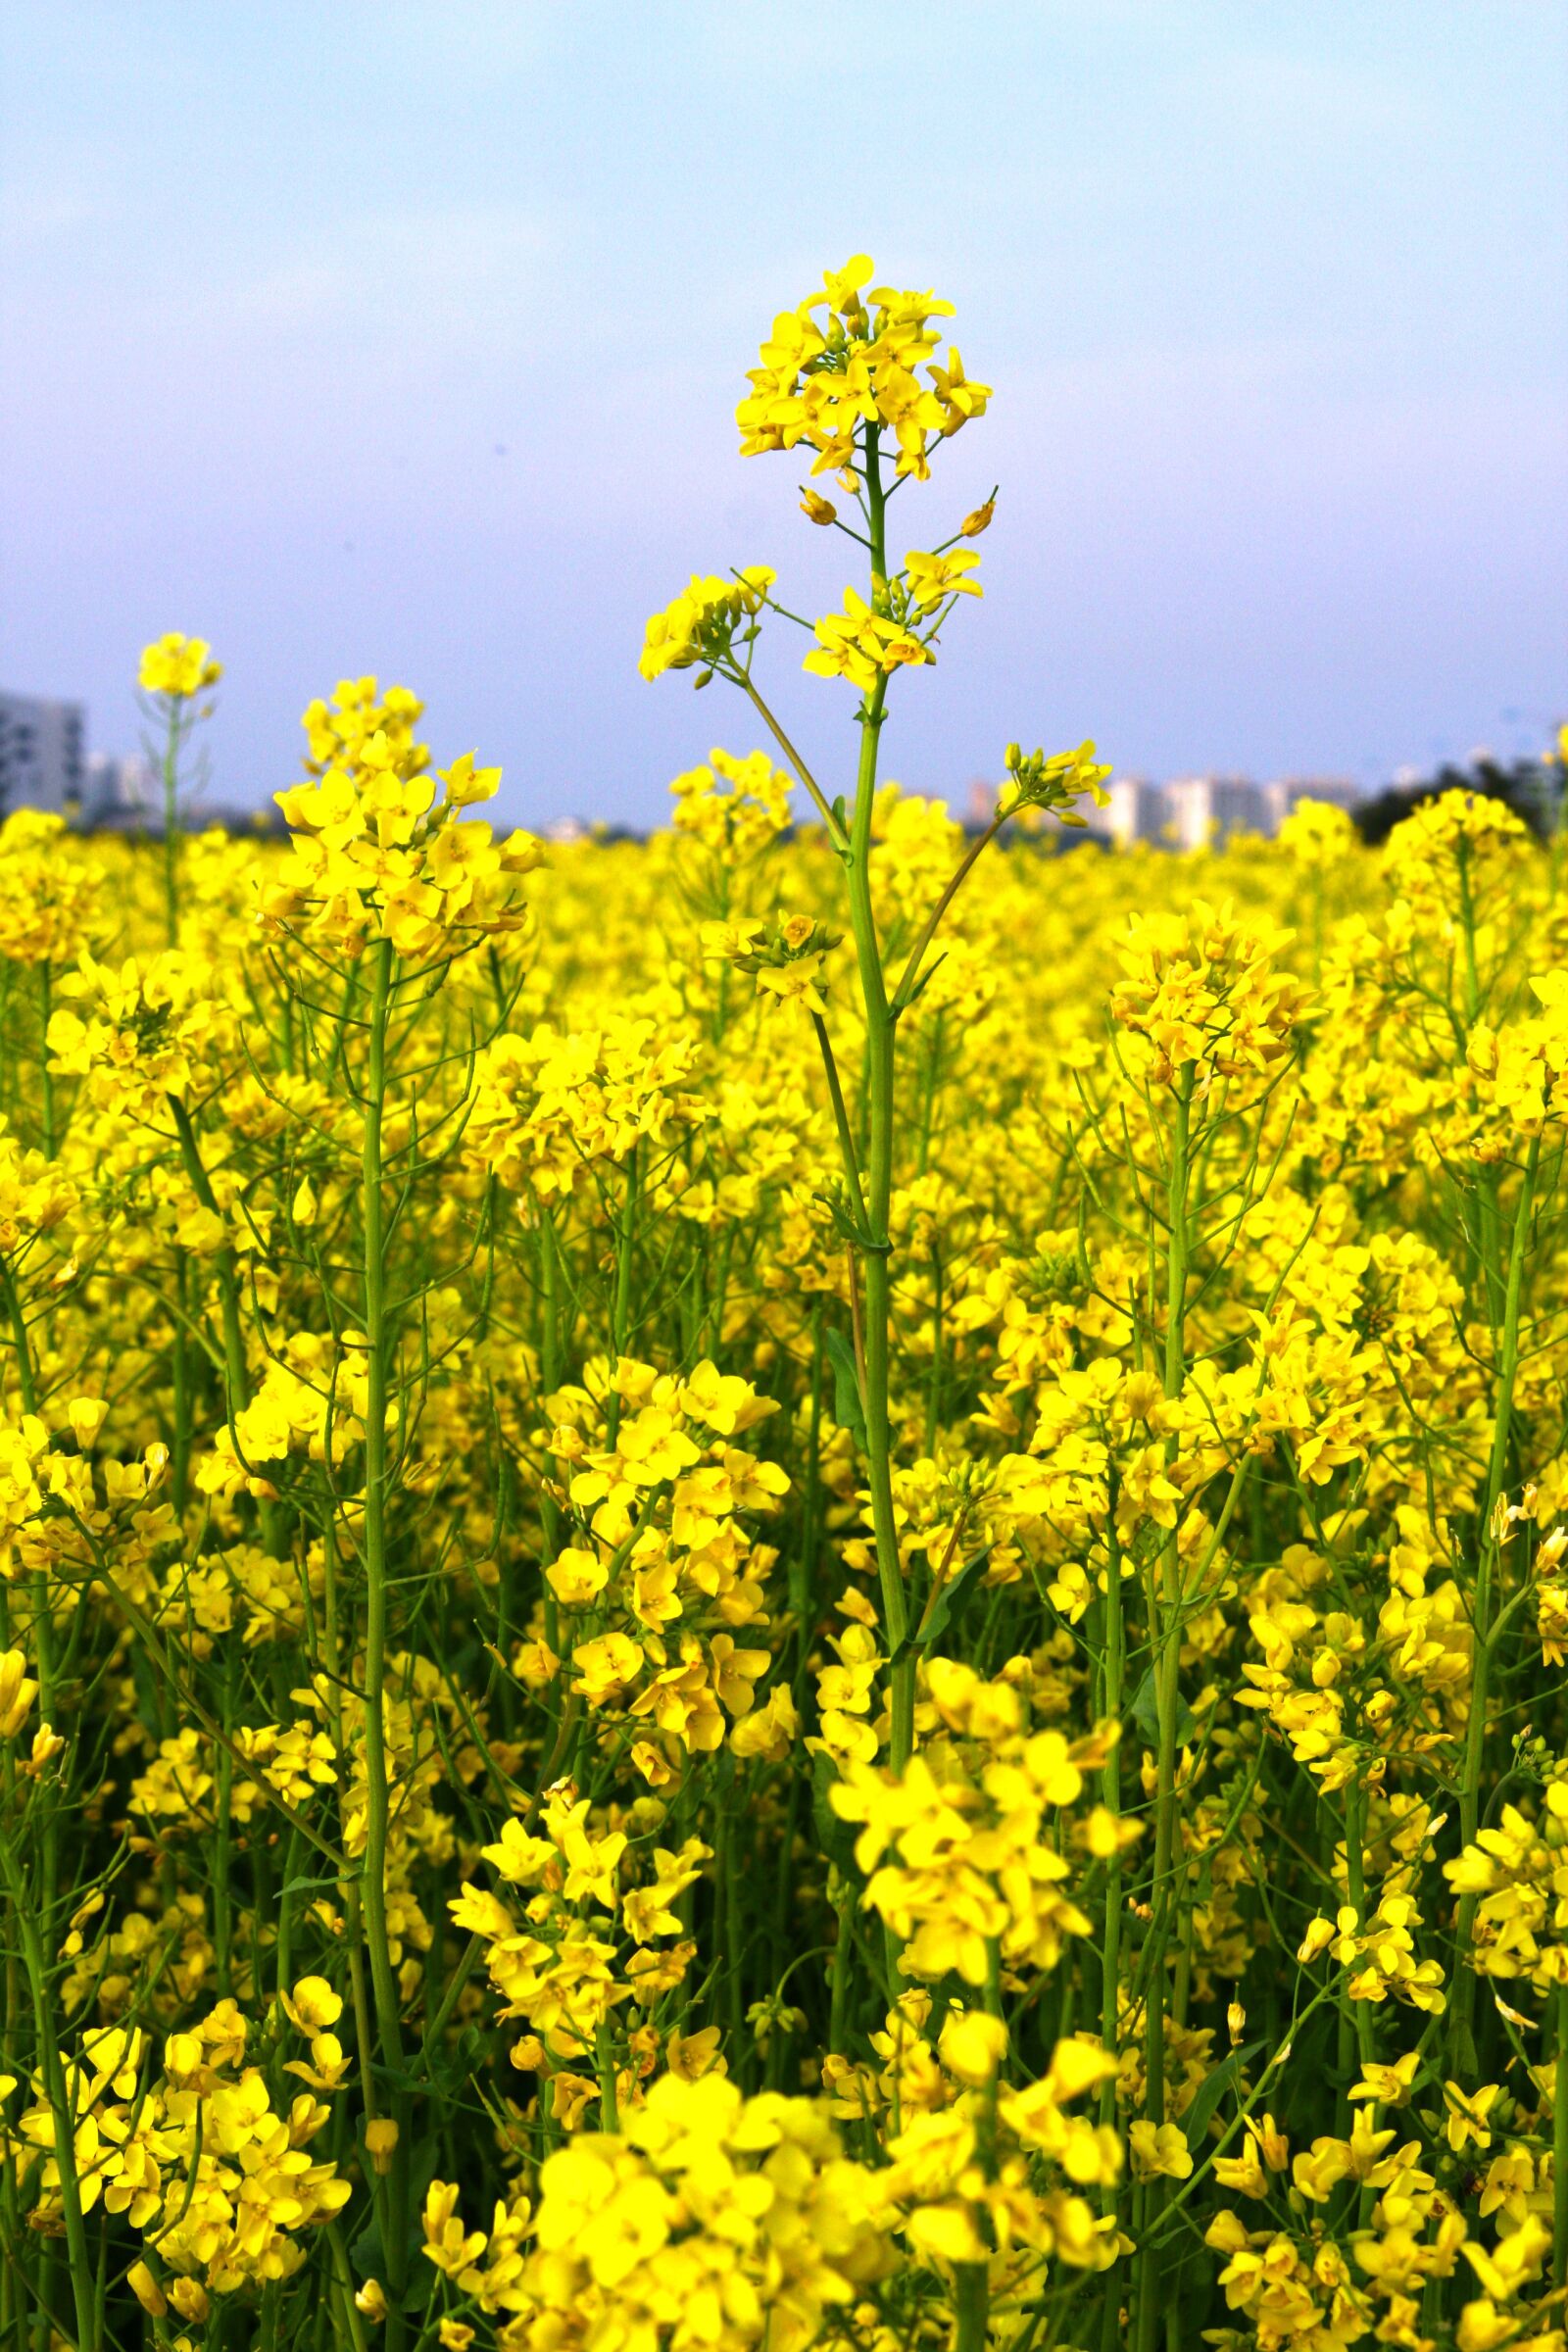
[4,1,1565,826]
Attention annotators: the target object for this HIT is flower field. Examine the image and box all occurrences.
[1,261,1566,2352]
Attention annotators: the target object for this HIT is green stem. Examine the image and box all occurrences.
[359,936,411,2341]
[607,1147,639,1447]
[0,1827,95,2350]
[38,962,55,1159]
[596,2024,621,2132]
[953,1942,1004,2351]
[1554,1980,1568,2281]
[828,1872,854,2057]
[810,1012,869,1231]
[2,1261,60,1933]
[162,702,182,947]
[1137,1063,1194,2352]
[955,2261,990,2352]
[1451,1133,1540,2075]
[169,1097,250,1421]
[1098,1522,1126,2230]
[738,679,850,853]
[842,424,911,1767]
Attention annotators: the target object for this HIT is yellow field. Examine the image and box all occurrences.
[0,257,1564,2352]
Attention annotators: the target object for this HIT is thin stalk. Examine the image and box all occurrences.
[1136,1063,1194,2352]
[842,424,911,1764]
[737,678,850,853]
[1098,1517,1127,2273]
[162,701,182,946]
[38,962,55,1159]
[2,1261,60,1930]
[0,1829,95,2351]
[358,936,412,2340]
[954,1940,1004,2352]
[1554,1980,1568,2281]
[1450,1133,1540,2075]
[890,810,1004,1019]
[168,1098,250,1421]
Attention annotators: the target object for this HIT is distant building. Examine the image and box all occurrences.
[0,693,85,817]
[1089,776,1165,848]
[1259,776,1361,829]
[1083,771,1362,852]
[84,751,157,817]
[1160,775,1271,851]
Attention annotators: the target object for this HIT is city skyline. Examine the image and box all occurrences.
[0,682,1386,848]
[4,3,1564,827]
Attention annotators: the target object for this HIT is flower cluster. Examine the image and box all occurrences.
[261,678,542,957]
[737,253,989,481]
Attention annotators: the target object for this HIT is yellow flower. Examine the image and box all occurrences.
[547,1544,610,1607]
[904,547,982,613]
[1348,2049,1422,2106]
[1443,2080,1500,2153]
[938,2008,1008,2085]
[804,586,930,695]
[421,2179,486,2275]
[638,568,774,682]
[1129,2121,1193,2181]
[281,1976,343,2034]
[138,632,221,696]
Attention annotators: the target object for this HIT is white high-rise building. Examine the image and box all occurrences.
[0,693,85,816]
[1090,776,1166,848]
[1001,768,1363,850]
[1160,775,1271,851]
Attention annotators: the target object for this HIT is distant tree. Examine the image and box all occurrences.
[1354,755,1559,847]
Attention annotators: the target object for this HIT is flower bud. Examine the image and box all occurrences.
[800,488,838,526]
[366,2117,400,2175]
[962,499,995,537]
[0,1651,38,1739]
[68,1396,108,1447]
[23,1723,65,1775]
[126,2261,167,2319]
[1297,1917,1336,1964]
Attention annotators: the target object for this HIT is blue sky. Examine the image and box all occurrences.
[3,1,1564,826]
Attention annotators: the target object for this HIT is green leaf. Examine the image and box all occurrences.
[1129,1669,1197,1750]
[916,1543,994,1652]
[902,950,949,1012]
[351,2218,384,2282]
[823,1327,867,1446]
[810,1750,859,1879]
[1182,2040,1266,2149]
[279,1869,344,1900]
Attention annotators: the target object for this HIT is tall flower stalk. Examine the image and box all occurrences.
[137,631,221,947]
[641,254,1109,1770]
